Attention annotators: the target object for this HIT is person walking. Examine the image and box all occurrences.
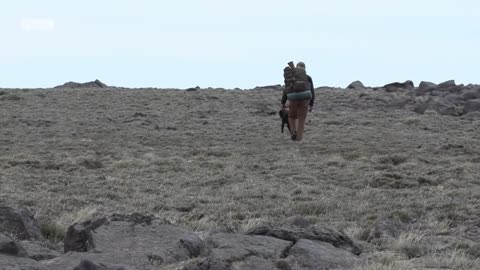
[281,61,315,141]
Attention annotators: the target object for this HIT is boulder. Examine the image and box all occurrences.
[205,233,292,263]
[254,84,283,91]
[284,239,362,270]
[347,81,366,90]
[413,102,429,114]
[438,80,456,89]
[0,254,46,270]
[383,80,415,92]
[418,81,438,92]
[0,233,26,256]
[20,240,61,261]
[64,217,107,252]
[72,259,127,270]
[62,216,205,267]
[0,206,42,240]
[432,100,461,116]
[464,99,480,114]
[54,80,108,89]
[183,232,292,270]
[247,224,361,255]
[462,90,480,101]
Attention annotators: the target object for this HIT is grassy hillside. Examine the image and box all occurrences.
[1,87,480,269]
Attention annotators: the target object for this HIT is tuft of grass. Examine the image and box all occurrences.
[393,232,426,259]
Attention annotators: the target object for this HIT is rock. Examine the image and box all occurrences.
[438,80,456,89]
[347,81,366,90]
[54,80,108,89]
[183,257,230,270]
[231,256,279,270]
[19,240,61,261]
[432,100,461,116]
[72,259,127,270]
[284,239,361,270]
[463,111,480,119]
[383,80,415,92]
[63,217,205,266]
[367,218,405,242]
[413,102,429,114]
[64,218,107,252]
[0,253,46,270]
[462,90,480,101]
[247,225,361,255]
[186,86,201,92]
[0,233,26,256]
[418,81,438,92]
[205,233,292,263]
[254,85,283,91]
[464,99,480,114]
[0,206,42,240]
[443,94,464,105]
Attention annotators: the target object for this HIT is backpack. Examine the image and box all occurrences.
[284,63,309,93]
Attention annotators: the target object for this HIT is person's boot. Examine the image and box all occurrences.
[288,118,297,140]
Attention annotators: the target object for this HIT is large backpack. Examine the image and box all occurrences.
[284,63,309,93]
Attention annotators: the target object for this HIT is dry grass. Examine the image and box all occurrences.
[1,87,480,268]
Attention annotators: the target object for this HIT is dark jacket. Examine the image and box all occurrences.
[281,75,315,107]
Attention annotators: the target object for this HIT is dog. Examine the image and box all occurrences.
[279,109,291,133]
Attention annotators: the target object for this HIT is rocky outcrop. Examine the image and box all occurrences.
[254,84,283,91]
[54,80,108,89]
[0,206,42,240]
[383,80,415,92]
[0,207,364,270]
[347,81,366,90]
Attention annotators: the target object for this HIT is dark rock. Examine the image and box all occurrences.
[367,218,405,242]
[247,225,361,255]
[254,85,283,91]
[347,81,366,90]
[463,111,480,119]
[231,256,279,269]
[444,94,464,105]
[186,86,201,92]
[0,254,46,270]
[383,80,415,92]
[55,80,108,89]
[19,240,60,261]
[0,233,26,256]
[73,259,126,270]
[413,102,429,114]
[438,80,456,89]
[433,100,461,116]
[284,239,361,270]
[183,257,230,270]
[0,206,42,240]
[63,218,204,266]
[462,90,480,101]
[418,81,438,92]
[464,99,480,114]
[205,233,292,263]
[64,218,107,252]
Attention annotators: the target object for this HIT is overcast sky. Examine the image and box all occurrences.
[1,0,479,89]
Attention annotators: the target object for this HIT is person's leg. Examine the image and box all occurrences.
[288,100,298,139]
[296,100,309,141]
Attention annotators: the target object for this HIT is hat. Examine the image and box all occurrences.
[296,62,306,69]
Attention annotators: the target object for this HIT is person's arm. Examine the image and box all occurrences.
[308,75,315,107]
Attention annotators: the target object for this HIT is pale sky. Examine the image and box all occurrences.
[1,0,479,89]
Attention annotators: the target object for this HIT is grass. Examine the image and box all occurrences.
[0,87,480,268]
